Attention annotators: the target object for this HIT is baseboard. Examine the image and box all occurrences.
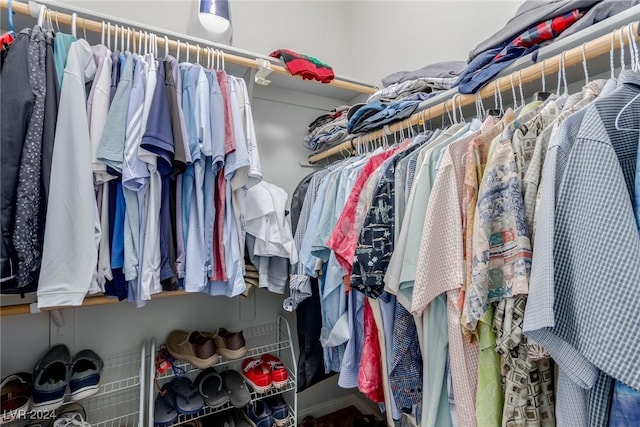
[297,392,381,421]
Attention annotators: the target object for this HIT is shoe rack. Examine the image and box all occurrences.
[148,315,298,426]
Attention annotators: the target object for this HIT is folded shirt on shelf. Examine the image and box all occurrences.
[381,60,467,88]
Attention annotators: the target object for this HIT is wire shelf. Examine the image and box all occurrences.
[162,377,296,426]
[74,348,142,398]
[157,321,292,380]
[85,385,141,427]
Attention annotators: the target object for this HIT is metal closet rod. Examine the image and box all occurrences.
[308,20,640,164]
[0,0,376,95]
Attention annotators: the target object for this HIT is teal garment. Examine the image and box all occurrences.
[53,32,76,89]
[397,124,471,307]
[422,295,452,427]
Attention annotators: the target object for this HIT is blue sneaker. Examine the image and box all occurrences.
[32,344,70,411]
[267,395,290,426]
[243,400,273,427]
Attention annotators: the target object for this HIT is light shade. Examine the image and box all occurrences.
[199,0,232,44]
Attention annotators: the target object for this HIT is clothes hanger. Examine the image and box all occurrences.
[533,59,552,101]
[610,28,618,80]
[54,11,61,32]
[120,24,124,53]
[517,71,525,107]
[176,39,181,62]
[186,42,190,63]
[510,74,519,110]
[36,5,46,28]
[197,45,201,65]
[581,43,589,84]
[71,12,77,38]
[82,18,87,40]
[457,94,466,123]
[614,24,640,132]
[628,22,640,72]
[221,49,226,70]
[6,0,15,36]
[164,36,169,58]
[127,28,131,53]
[114,25,119,52]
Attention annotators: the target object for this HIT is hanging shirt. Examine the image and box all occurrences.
[460,112,513,336]
[326,144,404,275]
[38,39,99,308]
[53,32,76,89]
[526,71,640,425]
[391,124,470,309]
[182,64,208,292]
[465,102,542,329]
[351,143,420,298]
[412,131,481,427]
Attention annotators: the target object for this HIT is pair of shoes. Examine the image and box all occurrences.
[23,402,87,427]
[241,354,288,394]
[166,331,219,369]
[153,376,205,427]
[31,345,103,411]
[166,328,248,369]
[52,403,89,427]
[1,372,32,424]
[243,397,289,427]
[194,367,251,409]
[213,329,248,360]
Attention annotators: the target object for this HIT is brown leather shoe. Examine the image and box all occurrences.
[166,330,219,369]
[213,328,248,360]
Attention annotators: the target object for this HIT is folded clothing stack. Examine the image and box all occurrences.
[458,0,639,94]
[343,61,466,136]
[270,49,335,83]
[304,106,350,151]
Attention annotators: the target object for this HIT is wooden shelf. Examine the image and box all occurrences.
[0,290,190,316]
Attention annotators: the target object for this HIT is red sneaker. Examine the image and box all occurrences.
[261,354,289,389]
[241,357,272,393]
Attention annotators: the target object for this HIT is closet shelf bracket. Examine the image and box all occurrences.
[254,58,273,86]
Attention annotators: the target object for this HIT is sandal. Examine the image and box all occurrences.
[154,383,178,427]
[171,377,204,415]
[195,368,229,409]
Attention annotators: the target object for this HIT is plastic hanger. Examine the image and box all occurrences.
[7,0,15,36]
[176,39,181,62]
[615,24,640,132]
[517,71,525,107]
[186,41,190,63]
[581,43,589,84]
[101,21,105,46]
[82,18,87,40]
[71,12,77,38]
[628,23,640,72]
[533,59,551,101]
[164,36,169,58]
[488,79,502,116]
[114,25,119,52]
[221,49,225,70]
[197,45,201,65]
[37,5,46,28]
[120,24,124,52]
[610,29,618,79]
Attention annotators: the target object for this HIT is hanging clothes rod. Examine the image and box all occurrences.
[308,20,640,164]
[0,0,376,95]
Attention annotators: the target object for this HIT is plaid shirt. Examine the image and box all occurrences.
[526,71,640,425]
[493,10,582,62]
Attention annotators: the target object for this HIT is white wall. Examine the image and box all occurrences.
[54,0,353,80]
[347,0,522,85]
